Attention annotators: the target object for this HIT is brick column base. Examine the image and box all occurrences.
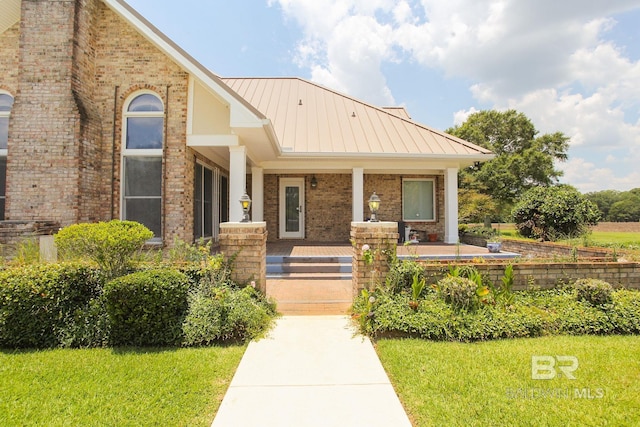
[351,222,398,294]
[219,222,267,292]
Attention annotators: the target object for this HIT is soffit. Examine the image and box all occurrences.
[222,77,493,159]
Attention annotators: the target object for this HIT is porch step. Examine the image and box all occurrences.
[266,255,352,280]
[266,279,353,315]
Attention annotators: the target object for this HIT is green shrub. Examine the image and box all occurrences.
[0,263,104,348]
[512,185,600,241]
[436,276,479,311]
[385,259,427,294]
[353,285,640,341]
[573,278,614,306]
[104,269,190,346]
[55,220,153,278]
[182,282,277,346]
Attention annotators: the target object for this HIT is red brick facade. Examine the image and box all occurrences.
[0,0,452,247]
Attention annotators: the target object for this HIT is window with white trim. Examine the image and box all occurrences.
[402,178,435,221]
[0,92,14,220]
[121,92,163,240]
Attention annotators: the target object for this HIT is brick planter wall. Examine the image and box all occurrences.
[219,222,267,292]
[416,260,640,290]
[351,222,398,294]
[460,234,614,259]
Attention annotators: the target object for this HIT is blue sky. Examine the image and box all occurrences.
[127,0,640,193]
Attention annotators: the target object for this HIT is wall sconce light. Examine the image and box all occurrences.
[368,192,381,222]
[311,175,318,189]
[239,192,252,223]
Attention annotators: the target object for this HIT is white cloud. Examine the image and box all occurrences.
[270,0,640,190]
[560,158,640,192]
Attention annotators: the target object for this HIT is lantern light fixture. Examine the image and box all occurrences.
[239,193,252,223]
[368,192,381,222]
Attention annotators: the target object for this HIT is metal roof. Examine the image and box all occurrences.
[223,77,492,159]
[0,0,20,35]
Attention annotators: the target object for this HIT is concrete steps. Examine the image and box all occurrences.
[266,255,352,280]
[266,256,353,315]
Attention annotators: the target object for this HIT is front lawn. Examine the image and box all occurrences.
[0,346,245,426]
[377,335,640,426]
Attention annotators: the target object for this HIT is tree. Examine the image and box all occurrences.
[584,190,624,220]
[608,196,640,222]
[512,185,601,241]
[448,110,569,212]
[586,188,640,221]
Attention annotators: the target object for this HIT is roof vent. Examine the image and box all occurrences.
[351,112,356,117]
[298,99,303,106]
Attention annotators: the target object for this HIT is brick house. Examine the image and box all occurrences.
[0,0,493,247]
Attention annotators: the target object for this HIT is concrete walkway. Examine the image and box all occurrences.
[211,316,412,427]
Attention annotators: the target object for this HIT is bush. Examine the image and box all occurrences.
[352,275,640,341]
[384,259,427,294]
[55,220,153,278]
[512,185,600,241]
[436,276,479,311]
[182,283,277,346]
[103,269,190,346]
[0,263,104,348]
[573,278,614,306]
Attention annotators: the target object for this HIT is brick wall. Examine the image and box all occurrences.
[460,234,614,259]
[351,222,398,293]
[416,261,640,290]
[365,174,445,241]
[0,22,20,95]
[219,222,267,292]
[7,0,84,225]
[94,3,192,245]
[263,173,352,242]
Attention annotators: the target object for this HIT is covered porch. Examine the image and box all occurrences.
[266,240,519,261]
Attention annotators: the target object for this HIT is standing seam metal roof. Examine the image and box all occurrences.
[223,77,492,157]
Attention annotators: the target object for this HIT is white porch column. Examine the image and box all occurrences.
[251,166,264,222]
[444,167,459,244]
[352,168,364,222]
[229,146,247,222]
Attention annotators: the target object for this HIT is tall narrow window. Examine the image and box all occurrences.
[402,178,435,221]
[122,92,163,241]
[194,162,226,241]
[0,93,14,220]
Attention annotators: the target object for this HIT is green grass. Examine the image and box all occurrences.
[377,335,640,427]
[0,346,245,426]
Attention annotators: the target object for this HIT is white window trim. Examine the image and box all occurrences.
[120,91,164,243]
[0,90,12,157]
[402,178,436,222]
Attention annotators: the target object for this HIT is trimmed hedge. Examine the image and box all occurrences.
[104,269,191,347]
[0,263,104,348]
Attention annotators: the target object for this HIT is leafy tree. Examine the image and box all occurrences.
[458,188,498,223]
[448,110,569,211]
[512,185,601,241]
[585,190,624,220]
[608,196,640,222]
[585,188,640,221]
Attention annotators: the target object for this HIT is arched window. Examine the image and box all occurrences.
[121,92,163,241]
[0,92,14,220]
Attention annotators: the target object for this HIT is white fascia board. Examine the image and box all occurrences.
[105,0,265,127]
[187,134,239,147]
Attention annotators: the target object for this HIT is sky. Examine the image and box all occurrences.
[126,0,640,193]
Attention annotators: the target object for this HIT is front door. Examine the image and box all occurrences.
[279,178,305,239]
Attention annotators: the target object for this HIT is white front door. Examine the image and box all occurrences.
[279,178,305,239]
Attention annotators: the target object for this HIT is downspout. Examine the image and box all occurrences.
[110,86,119,220]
